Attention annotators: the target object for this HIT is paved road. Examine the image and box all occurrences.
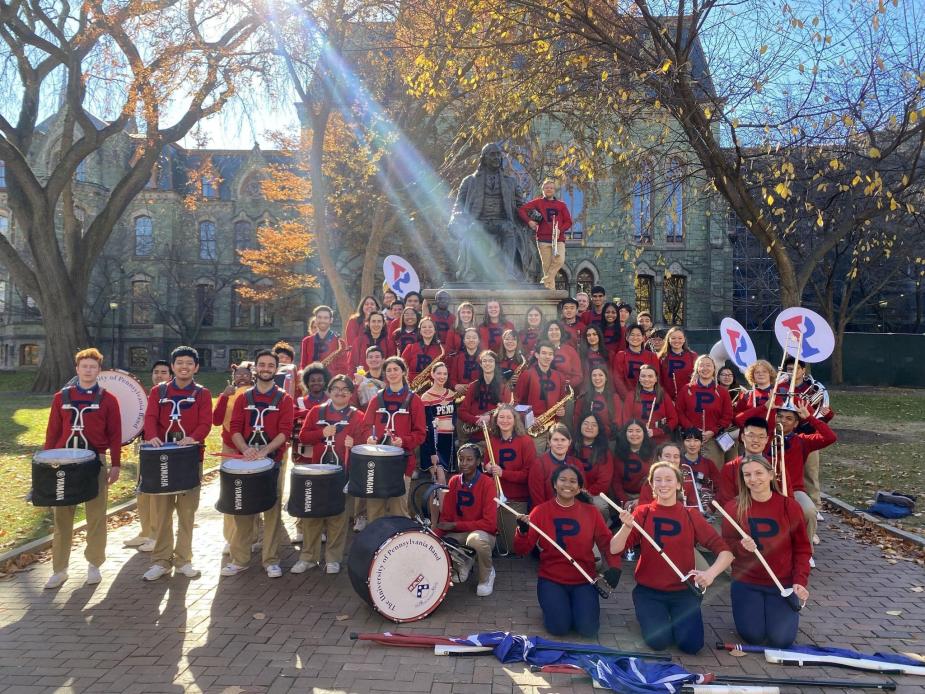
[1,480,923,693]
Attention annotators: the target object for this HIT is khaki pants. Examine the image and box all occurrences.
[702,439,724,471]
[52,460,109,573]
[151,486,200,569]
[803,450,822,507]
[228,462,286,567]
[298,510,349,563]
[794,490,817,548]
[446,530,496,582]
[537,241,565,290]
[136,492,156,539]
[367,476,411,522]
[496,500,527,557]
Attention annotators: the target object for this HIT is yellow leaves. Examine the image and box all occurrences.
[774,182,791,199]
[766,194,775,205]
[601,70,608,82]
[759,45,768,55]
[869,146,881,158]
[816,210,824,228]
[829,158,841,171]
[843,114,855,127]
[659,58,671,73]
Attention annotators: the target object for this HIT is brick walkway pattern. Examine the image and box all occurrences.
[1,480,923,694]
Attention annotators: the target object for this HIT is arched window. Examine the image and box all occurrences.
[663,274,686,324]
[199,221,217,260]
[0,212,9,239]
[555,269,570,292]
[134,216,153,256]
[666,161,684,243]
[20,343,39,366]
[201,176,216,199]
[196,281,215,327]
[635,274,654,315]
[560,183,584,241]
[632,176,653,243]
[234,220,253,252]
[131,275,152,324]
[0,160,6,187]
[576,268,595,295]
[129,347,149,370]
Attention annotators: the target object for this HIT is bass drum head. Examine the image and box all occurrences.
[66,369,147,443]
[409,479,447,524]
[220,457,274,474]
[347,516,451,623]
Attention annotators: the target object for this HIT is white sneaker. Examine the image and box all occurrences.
[455,561,471,584]
[809,556,816,568]
[251,541,263,553]
[143,565,171,582]
[123,535,150,548]
[177,564,201,579]
[266,564,282,578]
[139,539,156,553]
[476,567,496,597]
[44,572,68,590]
[222,542,230,555]
[293,533,304,543]
[325,562,340,574]
[86,564,102,585]
[220,563,249,577]
[812,534,820,545]
[353,516,367,532]
[816,511,824,521]
[290,560,318,574]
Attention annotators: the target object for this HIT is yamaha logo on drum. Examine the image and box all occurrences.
[160,457,169,488]
[55,472,66,501]
[367,461,375,469]
[159,454,168,463]
[234,478,243,486]
[304,479,312,513]
[56,470,66,478]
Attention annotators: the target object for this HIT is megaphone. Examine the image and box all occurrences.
[709,340,730,368]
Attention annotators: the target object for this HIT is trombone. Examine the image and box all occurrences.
[680,464,705,514]
[770,421,788,496]
[552,217,560,257]
[481,419,510,557]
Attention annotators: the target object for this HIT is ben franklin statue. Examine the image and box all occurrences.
[448,143,540,283]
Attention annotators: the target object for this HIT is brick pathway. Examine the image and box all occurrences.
[1,480,923,694]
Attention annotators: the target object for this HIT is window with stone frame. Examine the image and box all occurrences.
[234,220,254,254]
[201,176,217,199]
[0,160,5,187]
[75,158,88,183]
[555,269,570,292]
[576,268,595,296]
[0,212,9,239]
[20,343,39,366]
[560,182,584,241]
[665,161,685,243]
[197,347,212,369]
[229,348,249,365]
[129,347,149,370]
[635,274,654,315]
[662,274,687,325]
[131,277,152,324]
[199,221,217,261]
[632,176,654,244]
[134,216,154,256]
[196,282,215,326]
[231,283,250,327]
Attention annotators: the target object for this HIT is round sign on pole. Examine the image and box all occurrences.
[719,317,758,374]
[382,255,420,299]
[773,307,835,363]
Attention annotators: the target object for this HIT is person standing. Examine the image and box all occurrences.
[518,179,573,290]
[141,346,212,582]
[299,305,348,375]
[42,348,123,589]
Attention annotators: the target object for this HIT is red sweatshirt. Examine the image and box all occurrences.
[458,379,512,433]
[229,386,295,463]
[519,328,541,358]
[573,445,615,496]
[573,391,622,438]
[44,385,123,467]
[515,363,567,419]
[732,386,783,424]
[611,348,660,398]
[676,381,734,435]
[659,351,697,401]
[528,452,582,506]
[721,494,811,588]
[143,379,213,451]
[298,400,365,467]
[400,339,445,382]
[436,471,498,535]
[552,344,582,386]
[612,451,652,502]
[487,434,535,502]
[478,320,515,353]
[428,308,456,346]
[299,330,348,374]
[391,327,420,355]
[627,501,729,592]
[513,499,619,584]
[582,349,610,382]
[580,308,604,326]
[639,454,722,510]
[600,323,625,356]
[360,387,427,476]
[517,196,573,243]
[349,331,395,372]
[620,391,678,443]
[344,316,365,345]
[450,349,482,389]
[292,393,326,463]
[560,320,584,345]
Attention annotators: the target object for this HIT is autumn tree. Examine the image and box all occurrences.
[0,0,261,390]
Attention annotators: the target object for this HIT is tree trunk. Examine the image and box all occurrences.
[32,284,91,392]
[360,213,393,299]
[830,327,845,385]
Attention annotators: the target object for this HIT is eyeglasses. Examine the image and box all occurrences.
[329,388,351,394]
[742,432,768,439]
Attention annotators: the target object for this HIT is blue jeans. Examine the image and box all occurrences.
[632,584,704,654]
[537,577,600,637]
[731,580,800,648]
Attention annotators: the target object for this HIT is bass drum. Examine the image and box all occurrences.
[66,369,147,443]
[347,516,451,623]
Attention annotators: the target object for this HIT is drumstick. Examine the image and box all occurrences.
[710,500,803,611]
[599,493,704,598]
[211,452,245,458]
[481,420,506,503]
[495,498,609,598]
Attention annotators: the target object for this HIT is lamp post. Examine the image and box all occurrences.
[108,300,119,367]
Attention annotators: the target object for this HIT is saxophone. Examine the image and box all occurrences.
[410,345,446,393]
[527,385,574,437]
[460,392,516,435]
[508,354,528,388]
[321,339,347,368]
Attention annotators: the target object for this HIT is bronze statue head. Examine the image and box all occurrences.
[478,143,504,172]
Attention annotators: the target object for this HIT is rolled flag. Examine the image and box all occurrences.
[717,643,925,676]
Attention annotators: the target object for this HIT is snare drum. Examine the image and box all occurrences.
[287,464,346,518]
[138,444,201,494]
[216,458,278,515]
[347,516,451,623]
[347,444,406,498]
[31,449,101,507]
[409,479,446,525]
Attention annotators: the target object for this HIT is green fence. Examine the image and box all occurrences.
[685,330,925,387]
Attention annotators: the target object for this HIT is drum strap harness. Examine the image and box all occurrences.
[244,386,284,448]
[317,401,357,466]
[61,385,105,450]
[375,389,413,444]
[158,382,203,442]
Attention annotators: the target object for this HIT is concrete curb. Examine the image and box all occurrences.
[822,492,925,548]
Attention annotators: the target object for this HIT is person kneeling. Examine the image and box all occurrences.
[435,444,497,596]
[514,465,621,638]
[611,462,733,654]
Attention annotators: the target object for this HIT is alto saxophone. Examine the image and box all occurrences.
[527,385,574,437]
[410,345,446,393]
[321,339,346,368]
[508,354,528,388]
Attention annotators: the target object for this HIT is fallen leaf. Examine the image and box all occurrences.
[335,614,350,621]
[911,586,924,593]
[886,610,902,616]
[253,612,266,620]
[729,649,747,657]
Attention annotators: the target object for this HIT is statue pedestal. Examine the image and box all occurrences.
[424,284,569,327]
